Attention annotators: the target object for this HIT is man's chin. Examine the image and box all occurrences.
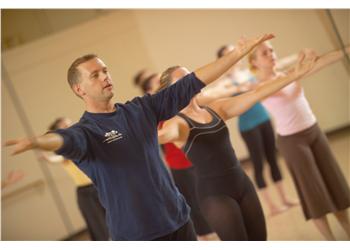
[107,92,114,99]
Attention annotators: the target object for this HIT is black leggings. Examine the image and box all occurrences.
[241,120,282,189]
[171,167,213,236]
[197,168,267,240]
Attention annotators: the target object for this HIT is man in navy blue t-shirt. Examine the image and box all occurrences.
[6,34,274,240]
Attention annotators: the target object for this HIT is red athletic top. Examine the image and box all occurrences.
[159,121,192,170]
[163,142,192,170]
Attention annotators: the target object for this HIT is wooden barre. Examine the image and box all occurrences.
[1,179,45,200]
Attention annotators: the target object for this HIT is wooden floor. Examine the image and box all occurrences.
[71,128,350,241]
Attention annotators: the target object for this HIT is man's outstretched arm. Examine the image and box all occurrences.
[194,33,274,85]
[5,133,64,156]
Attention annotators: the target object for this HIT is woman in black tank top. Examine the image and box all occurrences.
[158,54,317,240]
[178,106,266,240]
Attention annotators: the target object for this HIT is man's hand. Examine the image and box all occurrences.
[5,133,64,156]
[5,138,36,155]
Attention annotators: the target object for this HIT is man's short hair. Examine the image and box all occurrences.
[67,54,98,88]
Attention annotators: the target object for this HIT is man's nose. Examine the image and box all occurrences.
[100,72,108,80]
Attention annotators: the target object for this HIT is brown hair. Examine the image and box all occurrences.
[48,117,65,131]
[158,65,181,92]
[217,45,229,58]
[67,54,98,88]
[140,73,158,94]
[133,69,149,86]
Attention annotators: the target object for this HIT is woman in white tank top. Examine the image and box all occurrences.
[248,42,350,240]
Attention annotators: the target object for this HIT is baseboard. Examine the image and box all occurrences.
[324,123,350,138]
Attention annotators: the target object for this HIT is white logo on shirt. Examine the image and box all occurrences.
[103,130,123,143]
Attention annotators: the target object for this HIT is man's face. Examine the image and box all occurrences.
[75,58,114,102]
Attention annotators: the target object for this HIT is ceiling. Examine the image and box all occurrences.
[1,9,111,51]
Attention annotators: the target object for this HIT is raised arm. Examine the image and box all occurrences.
[211,50,318,121]
[288,45,350,78]
[194,34,275,85]
[275,53,298,72]
[5,133,64,156]
[195,77,239,106]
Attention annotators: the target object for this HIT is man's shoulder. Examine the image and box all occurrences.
[123,95,152,110]
[69,116,94,131]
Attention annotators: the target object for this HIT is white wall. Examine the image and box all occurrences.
[2,9,349,240]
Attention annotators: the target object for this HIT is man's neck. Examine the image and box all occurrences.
[85,100,116,113]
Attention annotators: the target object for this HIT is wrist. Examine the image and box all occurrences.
[345,45,350,54]
[30,137,40,149]
[288,70,302,82]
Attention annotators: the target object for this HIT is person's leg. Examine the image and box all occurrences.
[273,180,299,207]
[77,185,110,240]
[313,216,336,240]
[241,127,283,215]
[171,168,214,239]
[333,209,350,239]
[200,195,248,240]
[239,174,267,240]
[310,126,350,237]
[260,121,299,207]
[76,186,98,240]
[241,127,266,189]
[88,186,110,240]
[277,133,338,240]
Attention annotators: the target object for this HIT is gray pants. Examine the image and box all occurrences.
[277,123,350,220]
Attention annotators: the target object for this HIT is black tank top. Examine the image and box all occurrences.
[177,107,240,178]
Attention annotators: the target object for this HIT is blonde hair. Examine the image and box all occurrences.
[158,65,181,92]
[248,49,258,74]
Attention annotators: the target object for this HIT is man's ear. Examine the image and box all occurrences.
[72,83,85,98]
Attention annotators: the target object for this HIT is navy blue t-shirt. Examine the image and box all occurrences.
[54,73,205,240]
